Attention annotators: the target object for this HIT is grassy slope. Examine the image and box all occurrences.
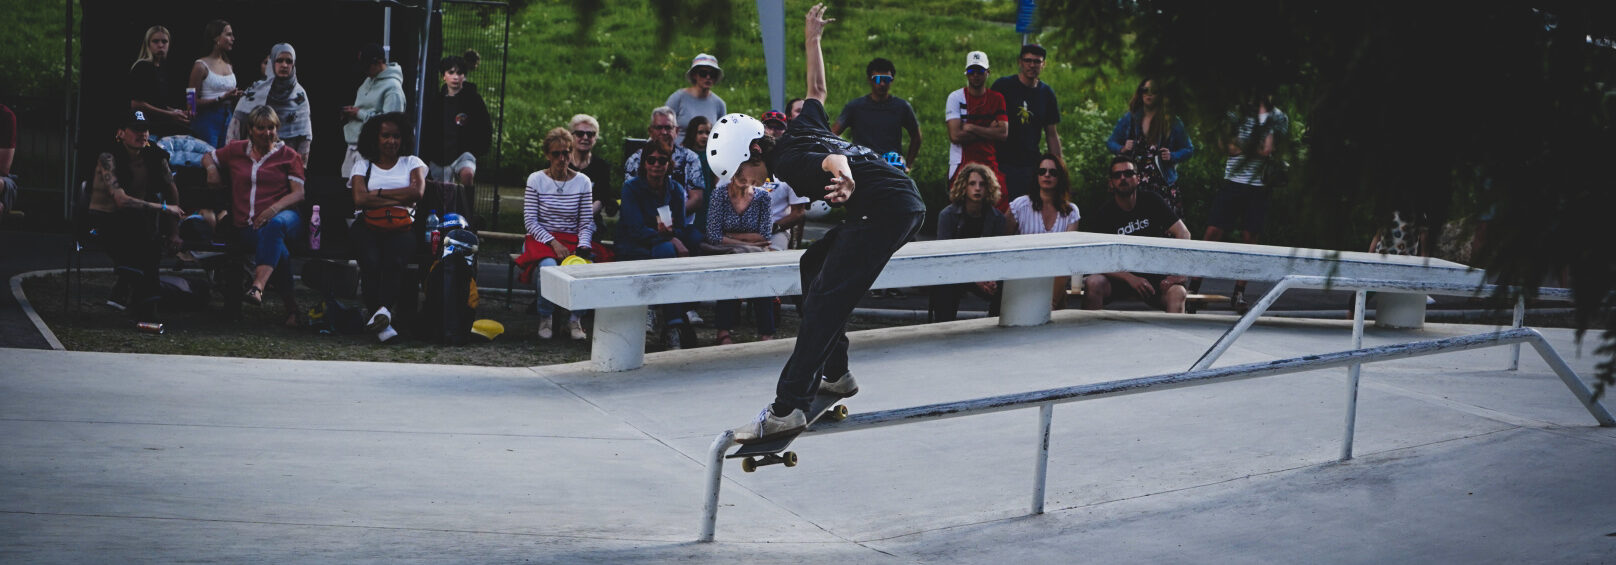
[496,0,1163,216]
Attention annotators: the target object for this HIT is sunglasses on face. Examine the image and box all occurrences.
[965,68,987,75]
[1037,167,1059,177]
[1109,169,1138,179]
[869,74,894,84]
[644,155,670,165]
[697,69,719,79]
[548,150,569,158]
[572,130,597,138]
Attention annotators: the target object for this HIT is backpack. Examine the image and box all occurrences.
[418,229,480,345]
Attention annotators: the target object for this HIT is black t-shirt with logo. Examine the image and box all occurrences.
[766,99,924,218]
[1084,190,1179,238]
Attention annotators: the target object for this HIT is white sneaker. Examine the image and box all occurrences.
[538,317,553,339]
[376,325,399,343]
[732,406,807,444]
[818,371,859,398]
[365,307,392,333]
[568,318,587,340]
[686,310,704,325]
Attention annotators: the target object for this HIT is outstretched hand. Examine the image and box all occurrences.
[805,3,834,41]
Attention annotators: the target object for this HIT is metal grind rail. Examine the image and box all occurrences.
[698,327,1614,542]
[1189,275,1575,374]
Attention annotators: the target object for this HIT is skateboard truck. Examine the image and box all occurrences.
[733,404,848,472]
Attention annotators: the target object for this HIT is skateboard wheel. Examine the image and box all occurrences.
[741,457,757,473]
[783,451,798,467]
[831,405,849,420]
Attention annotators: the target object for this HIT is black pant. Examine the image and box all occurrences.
[929,282,1001,322]
[350,223,415,313]
[774,211,924,413]
[89,209,162,320]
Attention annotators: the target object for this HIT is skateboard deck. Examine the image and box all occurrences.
[727,391,849,471]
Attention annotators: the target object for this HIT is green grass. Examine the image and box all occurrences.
[491,0,1153,214]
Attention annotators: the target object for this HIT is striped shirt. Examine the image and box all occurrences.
[524,170,595,247]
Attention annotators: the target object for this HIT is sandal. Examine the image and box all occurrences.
[244,286,264,306]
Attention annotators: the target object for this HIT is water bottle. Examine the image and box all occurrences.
[308,204,322,251]
[424,209,441,250]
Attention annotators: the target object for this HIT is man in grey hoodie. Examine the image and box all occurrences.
[340,44,407,178]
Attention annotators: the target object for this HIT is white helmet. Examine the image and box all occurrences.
[805,200,833,220]
[707,113,767,184]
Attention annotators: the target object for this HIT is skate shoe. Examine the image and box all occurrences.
[733,406,807,444]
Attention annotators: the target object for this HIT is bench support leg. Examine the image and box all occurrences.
[1374,292,1426,329]
[592,306,647,372]
[1000,277,1054,327]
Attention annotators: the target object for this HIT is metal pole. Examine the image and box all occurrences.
[1341,290,1366,461]
[411,1,435,156]
[62,0,75,221]
[1031,403,1053,514]
[492,1,512,230]
[1189,277,1298,371]
[1510,294,1525,371]
[756,0,787,113]
[1526,338,1616,426]
[699,430,736,542]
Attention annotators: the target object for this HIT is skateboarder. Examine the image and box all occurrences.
[709,4,925,444]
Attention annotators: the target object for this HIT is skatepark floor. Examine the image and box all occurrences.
[4,310,1615,563]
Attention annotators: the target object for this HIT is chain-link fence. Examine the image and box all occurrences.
[437,0,510,231]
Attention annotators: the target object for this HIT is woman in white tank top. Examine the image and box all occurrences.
[188,19,242,148]
[1005,154,1081,308]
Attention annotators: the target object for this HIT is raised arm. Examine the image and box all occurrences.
[804,4,833,104]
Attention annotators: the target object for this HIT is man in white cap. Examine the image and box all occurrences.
[709,5,925,444]
[666,53,727,139]
[945,50,1008,191]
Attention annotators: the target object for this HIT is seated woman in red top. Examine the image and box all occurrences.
[203,105,306,326]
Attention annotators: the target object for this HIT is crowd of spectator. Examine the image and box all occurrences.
[93,14,1304,348]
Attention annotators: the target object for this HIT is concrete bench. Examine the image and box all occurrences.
[540,231,1485,371]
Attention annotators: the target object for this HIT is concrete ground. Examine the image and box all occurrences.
[4,310,1615,563]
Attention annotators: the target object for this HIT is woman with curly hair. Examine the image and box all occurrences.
[930,162,1006,321]
[348,112,425,342]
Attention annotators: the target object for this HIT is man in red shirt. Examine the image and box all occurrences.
[945,51,1008,208]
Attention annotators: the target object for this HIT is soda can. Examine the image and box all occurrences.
[186,88,197,117]
[136,322,165,334]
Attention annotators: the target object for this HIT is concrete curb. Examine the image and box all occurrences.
[11,268,70,351]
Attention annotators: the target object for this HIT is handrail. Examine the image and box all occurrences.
[1188,275,1575,374]
[697,327,1613,542]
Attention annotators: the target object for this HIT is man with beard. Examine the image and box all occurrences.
[1080,156,1191,313]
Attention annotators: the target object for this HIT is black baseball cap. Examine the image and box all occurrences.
[359,43,386,64]
[124,110,150,131]
[1020,44,1047,59]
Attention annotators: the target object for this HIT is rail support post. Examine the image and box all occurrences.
[1341,290,1366,461]
[1510,295,1526,371]
[1031,403,1053,515]
[1375,292,1426,329]
[699,430,737,542]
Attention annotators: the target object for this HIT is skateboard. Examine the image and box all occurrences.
[727,391,849,472]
